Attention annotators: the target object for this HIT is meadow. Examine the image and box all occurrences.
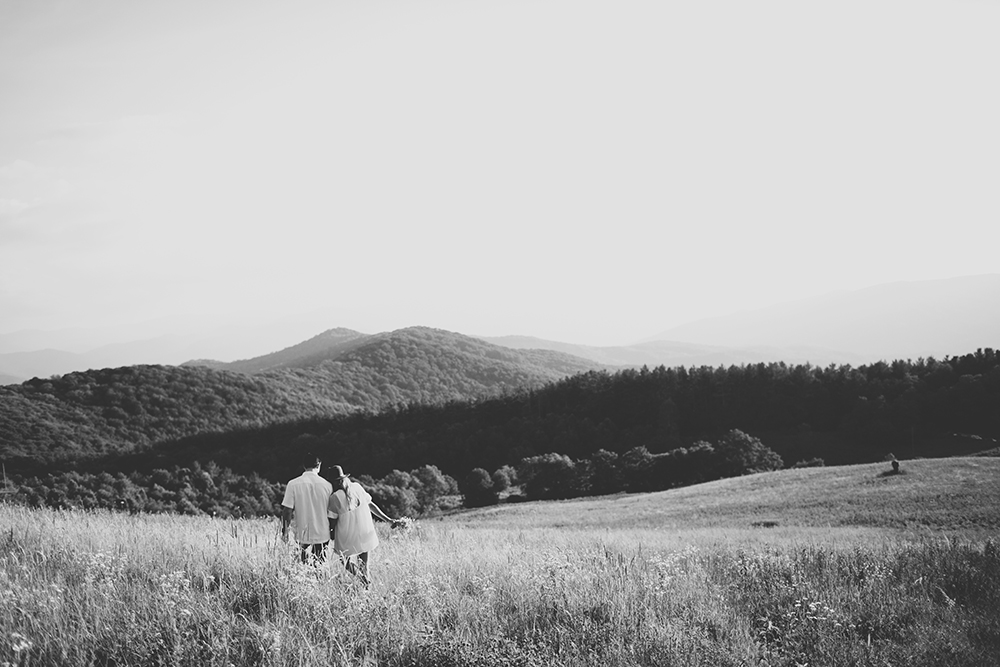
[2,459,998,666]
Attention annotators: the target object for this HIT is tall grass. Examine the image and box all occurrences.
[2,502,998,666]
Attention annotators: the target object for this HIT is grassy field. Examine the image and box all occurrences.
[2,458,998,666]
[457,458,1000,534]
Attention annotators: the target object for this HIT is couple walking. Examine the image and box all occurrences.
[280,453,402,586]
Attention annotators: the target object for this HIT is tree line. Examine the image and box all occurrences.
[460,429,786,506]
[110,348,999,485]
[5,348,998,517]
[8,429,785,518]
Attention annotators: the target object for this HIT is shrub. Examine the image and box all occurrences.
[460,468,498,508]
[715,429,784,478]
[518,453,581,500]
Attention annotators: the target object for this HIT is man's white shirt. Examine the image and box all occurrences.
[281,470,333,544]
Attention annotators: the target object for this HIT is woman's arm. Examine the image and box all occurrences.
[368,501,399,525]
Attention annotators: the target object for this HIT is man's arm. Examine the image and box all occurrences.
[281,506,293,542]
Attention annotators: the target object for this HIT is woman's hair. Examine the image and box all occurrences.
[342,479,361,512]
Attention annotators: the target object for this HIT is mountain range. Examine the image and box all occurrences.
[478,336,868,369]
[1,274,997,384]
[643,274,1000,360]
[184,326,602,383]
[0,327,603,467]
[3,321,997,484]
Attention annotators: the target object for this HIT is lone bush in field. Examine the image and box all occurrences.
[715,428,784,477]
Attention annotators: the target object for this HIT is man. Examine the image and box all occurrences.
[281,453,333,564]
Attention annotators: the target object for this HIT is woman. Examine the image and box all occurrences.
[327,465,401,586]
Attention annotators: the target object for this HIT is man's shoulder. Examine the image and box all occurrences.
[288,473,332,489]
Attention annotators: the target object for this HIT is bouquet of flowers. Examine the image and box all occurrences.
[391,516,417,532]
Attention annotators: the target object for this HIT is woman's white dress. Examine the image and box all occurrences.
[329,481,379,556]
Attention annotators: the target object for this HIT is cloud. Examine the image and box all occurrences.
[0,198,29,217]
[0,159,45,180]
[0,165,91,252]
[0,154,116,237]
[0,159,69,242]
[0,158,63,207]
[0,160,46,241]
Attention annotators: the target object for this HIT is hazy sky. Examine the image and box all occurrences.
[2,0,998,348]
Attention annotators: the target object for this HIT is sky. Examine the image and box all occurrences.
[1,0,999,353]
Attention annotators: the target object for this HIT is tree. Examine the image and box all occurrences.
[714,429,783,478]
[367,483,419,518]
[491,466,513,493]
[619,446,655,492]
[518,453,580,500]
[409,464,452,514]
[587,449,622,496]
[460,468,498,508]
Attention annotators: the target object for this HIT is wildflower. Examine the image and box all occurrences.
[392,517,418,533]
[267,629,282,654]
[10,632,33,653]
[935,586,957,607]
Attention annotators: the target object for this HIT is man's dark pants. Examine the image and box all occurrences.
[300,541,328,564]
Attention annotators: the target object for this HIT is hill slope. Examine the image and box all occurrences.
[0,365,354,467]
[0,327,604,469]
[196,326,600,377]
[189,326,604,408]
[184,327,371,373]
[456,458,1000,533]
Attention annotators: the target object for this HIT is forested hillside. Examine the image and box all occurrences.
[184,327,370,373]
[0,327,604,469]
[117,348,998,484]
[5,342,998,519]
[0,364,353,467]
[271,326,603,406]
[187,326,600,380]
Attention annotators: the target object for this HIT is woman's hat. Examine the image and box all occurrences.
[329,465,350,480]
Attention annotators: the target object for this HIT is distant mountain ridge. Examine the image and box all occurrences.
[478,336,868,368]
[2,274,997,383]
[187,326,602,379]
[0,335,232,384]
[184,328,370,373]
[643,274,1000,360]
